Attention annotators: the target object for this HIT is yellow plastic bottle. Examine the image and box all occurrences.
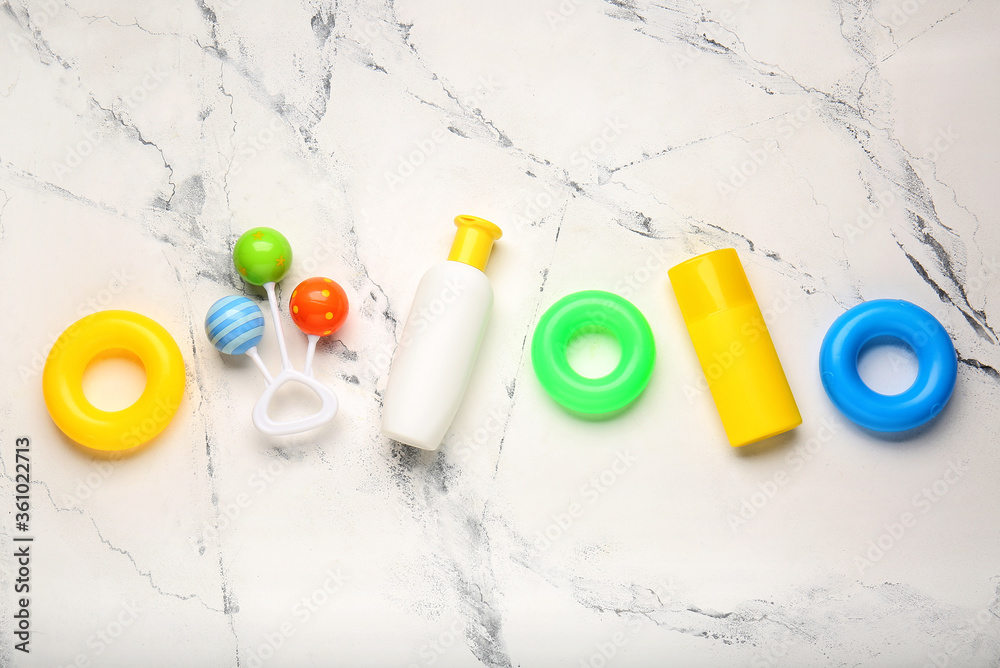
[668,248,801,446]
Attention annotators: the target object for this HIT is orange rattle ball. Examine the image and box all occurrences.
[289,277,349,336]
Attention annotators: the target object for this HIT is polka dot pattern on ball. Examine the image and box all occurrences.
[289,277,349,336]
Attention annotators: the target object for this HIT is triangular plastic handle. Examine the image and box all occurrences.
[251,368,339,436]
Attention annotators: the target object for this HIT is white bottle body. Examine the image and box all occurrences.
[381,260,494,450]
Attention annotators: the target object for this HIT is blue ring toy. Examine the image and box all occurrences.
[819,299,957,432]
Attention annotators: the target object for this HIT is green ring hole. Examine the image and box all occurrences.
[564,324,623,379]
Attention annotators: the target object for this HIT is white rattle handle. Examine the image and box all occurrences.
[251,368,339,436]
[245,347,274,384]
[304,334,320,377]
[263,281,292,371]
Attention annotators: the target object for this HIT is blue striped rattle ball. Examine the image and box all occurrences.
[205,296,265,355]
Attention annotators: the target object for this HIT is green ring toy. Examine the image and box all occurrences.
[531,290,656,415]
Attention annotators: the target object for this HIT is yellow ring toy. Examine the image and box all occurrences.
[42,310,185,451]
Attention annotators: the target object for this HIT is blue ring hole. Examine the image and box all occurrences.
[856,335,919,396]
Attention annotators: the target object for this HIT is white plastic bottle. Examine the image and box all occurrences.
[381,215,503,450]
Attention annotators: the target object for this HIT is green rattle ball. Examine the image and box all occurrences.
[233,227,293,286]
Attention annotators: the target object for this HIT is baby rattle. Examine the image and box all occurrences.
[205,227,349,436]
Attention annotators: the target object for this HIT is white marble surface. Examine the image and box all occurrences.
[2,0,999,665]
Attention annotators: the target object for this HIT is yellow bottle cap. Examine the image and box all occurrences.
[668,247,755,323]
[448,215,502,272]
